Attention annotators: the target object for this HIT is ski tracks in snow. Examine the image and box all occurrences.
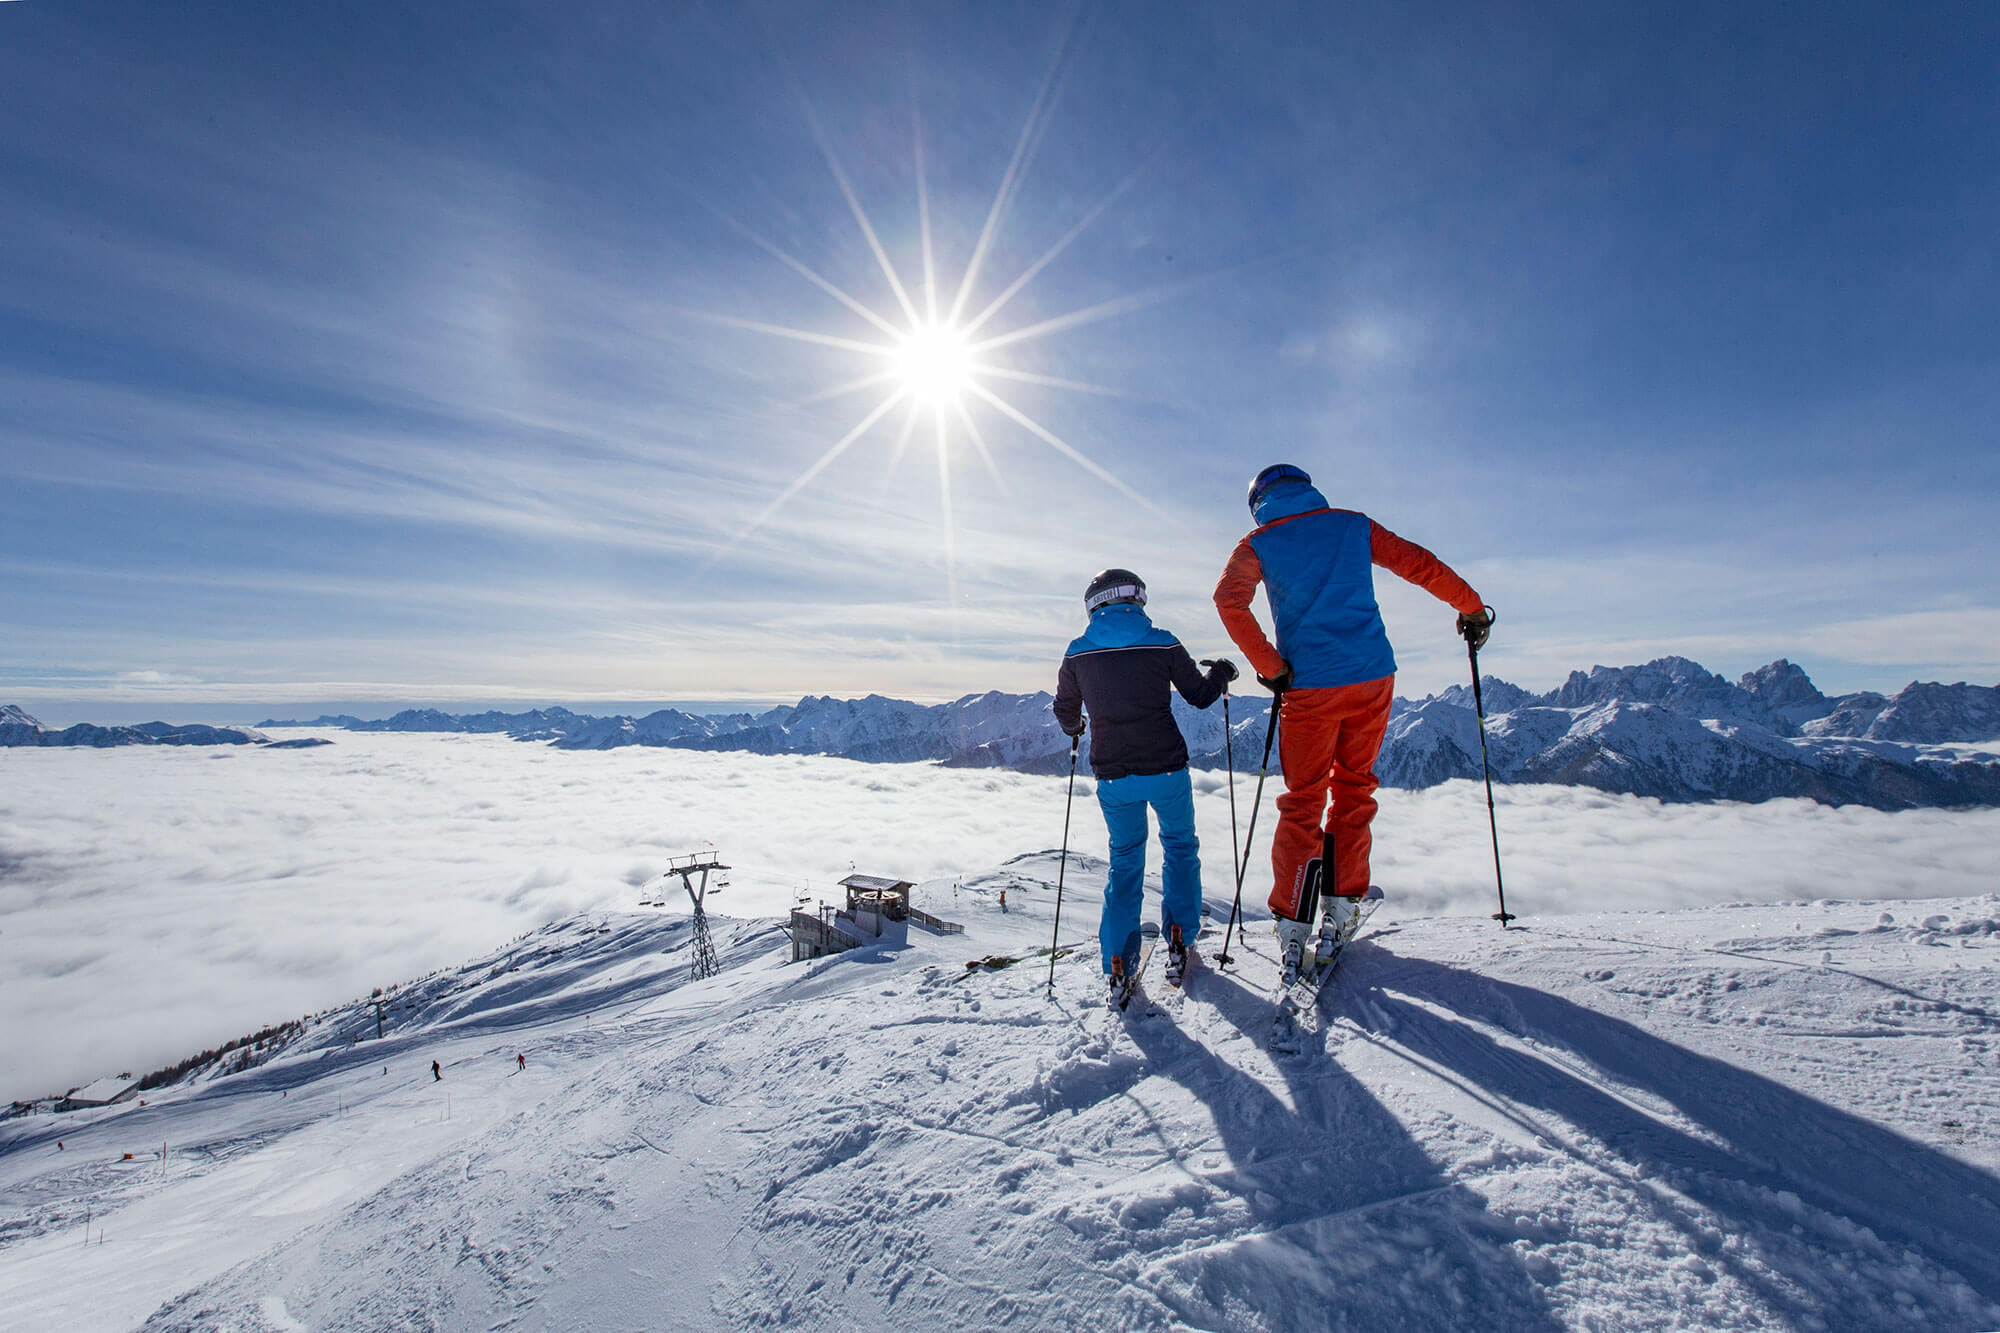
[8,888,2000,1330]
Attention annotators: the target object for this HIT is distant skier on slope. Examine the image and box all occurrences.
[1214,465,1493,984]
[1054,568,1236,999]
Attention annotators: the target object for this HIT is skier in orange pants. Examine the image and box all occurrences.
[1214,464,1493,983]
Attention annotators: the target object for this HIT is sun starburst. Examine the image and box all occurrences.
[692,27,1182,600]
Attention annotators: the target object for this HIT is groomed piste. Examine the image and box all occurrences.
[3,857,1998,1331]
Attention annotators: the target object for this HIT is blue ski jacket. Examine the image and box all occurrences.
[1214,480,1484,690]
[1053,604,1228,780]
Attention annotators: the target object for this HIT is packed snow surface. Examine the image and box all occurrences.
[4,861,1997,1331]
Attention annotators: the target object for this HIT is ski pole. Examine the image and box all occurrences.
[1464,606,1515,928]
[1218,679,1241,947]
[1047,733,1081,991]
[1216,689,1282,969]
[1224,690,1240,900]
[1199,661,1242,946]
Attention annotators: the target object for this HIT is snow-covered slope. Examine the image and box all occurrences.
[5,863,1997,1331]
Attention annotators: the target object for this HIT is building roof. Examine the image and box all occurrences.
[839,874,913,894]
[66,1075,136,1105]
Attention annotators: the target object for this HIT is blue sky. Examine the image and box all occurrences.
[3,1,1996,718]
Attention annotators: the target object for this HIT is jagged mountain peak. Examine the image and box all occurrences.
[1550,656,1730,705]
[1736,659,1834,730]
[1,704,42,729]
[1865,679,2000,744]
[1738,659,1824,704]
[1432,676,1538,714]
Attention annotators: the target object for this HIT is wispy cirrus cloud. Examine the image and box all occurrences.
[3,3,1995,705]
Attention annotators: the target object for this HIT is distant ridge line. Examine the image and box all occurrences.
[10,657,1998,809]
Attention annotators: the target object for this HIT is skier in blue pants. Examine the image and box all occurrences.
[1096,770,1201,979]
[1053,568,1236,998]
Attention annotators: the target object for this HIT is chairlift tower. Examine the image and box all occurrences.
[662,852,728,980]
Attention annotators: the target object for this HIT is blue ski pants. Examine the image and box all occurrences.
[1095,766,1203,974]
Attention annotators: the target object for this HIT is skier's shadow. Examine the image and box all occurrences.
[1118,966,1565,1330]
[1344,950,2000,1317]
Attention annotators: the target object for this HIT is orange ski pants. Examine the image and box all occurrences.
[1269,675,1396,920]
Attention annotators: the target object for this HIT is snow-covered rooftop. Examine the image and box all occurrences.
[61,1076,134,1106]
[840,873,915,893]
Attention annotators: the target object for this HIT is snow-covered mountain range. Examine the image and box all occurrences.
[6,861,1998,1329]
[1377,658,2000,809]
[253,657,2000,809]
[0,707,292,749]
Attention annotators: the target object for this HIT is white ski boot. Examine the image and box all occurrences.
[1316,895,1362,965]
[1275,916,1314,987]
[1316,887,1385,967]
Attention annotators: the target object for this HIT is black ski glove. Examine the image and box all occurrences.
[1256,664,1294,695]
[1200,658,1239,684]
[1456,607,1495,652]
[1060,719,1087,738]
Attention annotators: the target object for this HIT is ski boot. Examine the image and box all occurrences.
[1315,894,1363,966]
[1107,954,1127,1005]
[1164,924,1188,985]
[1275,915,1314,987]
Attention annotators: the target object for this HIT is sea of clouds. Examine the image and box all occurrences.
[4,733,1998,1100]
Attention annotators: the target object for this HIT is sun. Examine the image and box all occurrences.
[892,322,976,409]
[692,21,1183,600]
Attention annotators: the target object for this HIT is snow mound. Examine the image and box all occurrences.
[4,874,1998,1331]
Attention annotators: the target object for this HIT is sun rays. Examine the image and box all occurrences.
[692,26,1164,594]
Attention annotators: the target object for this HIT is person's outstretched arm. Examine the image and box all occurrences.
[1053,655,1086,736]
[1167,643,1227,709]
[1369,522,1484,614]
[1212,539,1287,679]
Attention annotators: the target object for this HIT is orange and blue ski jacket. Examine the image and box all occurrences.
[1214,481,1483,690]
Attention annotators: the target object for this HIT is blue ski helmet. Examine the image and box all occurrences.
[1084,568,1146,613]
[1247,463,1311,513]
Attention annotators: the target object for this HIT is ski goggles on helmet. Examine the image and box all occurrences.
[1247,463,1312,513]
[1084,568,1147,612]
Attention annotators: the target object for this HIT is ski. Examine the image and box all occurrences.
[1269,887,1384,1051]
[1112,938,1159,1012]
[1159,935,1198,1017]
[1162,923,1193,984]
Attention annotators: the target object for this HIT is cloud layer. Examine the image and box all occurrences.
[4,735,1998,1100]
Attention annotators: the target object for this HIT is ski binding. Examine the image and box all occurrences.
[1270,886,1384,1050]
